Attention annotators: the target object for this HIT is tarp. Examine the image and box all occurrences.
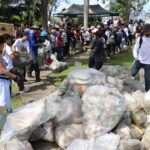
[56,4,119,17]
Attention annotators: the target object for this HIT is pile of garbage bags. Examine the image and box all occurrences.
[0,66,150,150]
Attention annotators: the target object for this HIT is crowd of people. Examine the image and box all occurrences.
[0,18,147,113]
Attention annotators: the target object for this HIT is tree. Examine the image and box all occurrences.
[111,0,147,21]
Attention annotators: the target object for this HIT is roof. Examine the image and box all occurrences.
[56,4,119,17]
[8,0,25,8]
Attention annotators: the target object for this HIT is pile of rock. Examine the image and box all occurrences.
[0,66,150,150]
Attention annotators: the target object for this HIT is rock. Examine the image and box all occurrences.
[66,133,120,150]
[0,93,60,142]
[119,139,145,150]
[30,121,54,142]
[82,85,126,138]
[130,125,144,140]
[55,96,82,125]
[131,110,147,127]
[142,127,150,150]
[55,124,84,149]
[0,138,33,150]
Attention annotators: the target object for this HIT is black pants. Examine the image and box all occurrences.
[28,61,40,81]
[89,53,104,70]
[10,68,24,91]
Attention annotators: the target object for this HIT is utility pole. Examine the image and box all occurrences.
[84,0,89,28]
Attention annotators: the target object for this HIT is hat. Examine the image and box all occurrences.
[143,24,150,33]
[31,25,39,29]
[0,25,13,36]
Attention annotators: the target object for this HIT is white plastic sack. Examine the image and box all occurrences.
[0,138,33,150]
[119,139,145,150]
[30,121,54,142]
[55,124,84,149]
[66,133,120,150]
[101,65,129,79]
[68,69,106,85]
[0,93,60,142]
[50,54,68,72]
[59,69,106,96]
[55,96,82,125]
[124,91,145,112]
[82,85,126,138]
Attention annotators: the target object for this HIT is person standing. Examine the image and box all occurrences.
[12,32,30,83]
[0,35,16,113]
[89,31,105,70]
[26,27,41,82]
[132,24,150,91]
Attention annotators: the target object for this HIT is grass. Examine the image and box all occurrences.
[107,50,133,69]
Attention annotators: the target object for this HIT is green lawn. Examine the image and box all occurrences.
[107,50,133,69]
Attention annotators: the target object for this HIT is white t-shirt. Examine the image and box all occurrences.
[12,38,30,54]
[133,36,150,65]
[82,31,91,42]
[43,39,51,53]
[3,44,13,71]
[12,38,31,63]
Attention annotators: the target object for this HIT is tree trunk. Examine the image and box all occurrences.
[41,0,48,31]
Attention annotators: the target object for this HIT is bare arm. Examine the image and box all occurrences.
[0,63,16,79]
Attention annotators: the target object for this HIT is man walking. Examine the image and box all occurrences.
[132,24,150,91]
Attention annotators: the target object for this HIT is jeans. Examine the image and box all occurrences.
[131,60,142,77]
[131,60,150,91]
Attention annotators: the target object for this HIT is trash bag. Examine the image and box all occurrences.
[142,127,150,150]
[115,123,131,140]
[0,138,33,150]
[0,93,60,142]
[124,91,145,112]
[49,54,68,72]
[101,65,129,79]
[30,121,54,142]
[107,76,124,91]
[119,139,145,150]
[66,133,120,150]
[55,96,82,125]
[55,124,84,149]
[59,69,106,96]
[82,85,126,138]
